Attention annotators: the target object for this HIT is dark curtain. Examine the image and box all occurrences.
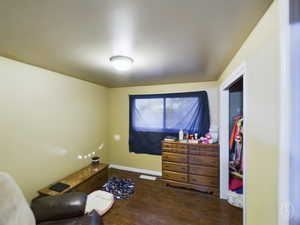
[129,91,210,155]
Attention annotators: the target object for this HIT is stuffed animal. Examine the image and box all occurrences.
[200,133,213,144]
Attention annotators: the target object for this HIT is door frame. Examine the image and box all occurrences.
[278,0,291,224]
[219,62,247,225]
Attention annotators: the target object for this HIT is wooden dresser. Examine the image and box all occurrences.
[161,141,219,196]
[38,163,108,196]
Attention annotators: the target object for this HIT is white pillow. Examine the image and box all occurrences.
[85,190,114,216]
[0,172,36,225]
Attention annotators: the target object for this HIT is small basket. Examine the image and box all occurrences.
[91,156,100,164]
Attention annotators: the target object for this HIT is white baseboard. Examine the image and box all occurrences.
[109,164,162,177]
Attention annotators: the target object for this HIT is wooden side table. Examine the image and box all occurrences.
[38,163,108,196]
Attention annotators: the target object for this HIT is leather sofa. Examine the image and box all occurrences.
[0,172,103,225]
[31,192,103,225]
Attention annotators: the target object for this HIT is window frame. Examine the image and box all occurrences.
[132,96,200,133]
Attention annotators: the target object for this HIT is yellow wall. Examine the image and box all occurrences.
[0,4,281,224]
[218,2,279,225]
[108,82,219,172]
[0,57,109,201]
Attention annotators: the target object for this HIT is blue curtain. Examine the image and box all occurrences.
[129,91,210,155]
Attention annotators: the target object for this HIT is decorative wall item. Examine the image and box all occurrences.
[77,144,104,164]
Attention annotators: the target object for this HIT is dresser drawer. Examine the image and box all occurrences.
[189,149,218,157]
[163,162,188,173]
[163,147,187,154]
[162,142,188,149]
[163,171,188,183]
[162,142,177,149]
[189,165,218,177]
[162,143,187,154]
[189,155,218,167]
[189,174,218,187]
[162,152,188,163]
[188,144,218,151]
[176,144,188,150]
[189,145,219,157]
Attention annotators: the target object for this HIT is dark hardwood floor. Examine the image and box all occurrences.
[103,168,242,225]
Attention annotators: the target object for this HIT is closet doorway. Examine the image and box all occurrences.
[219,63,246,224]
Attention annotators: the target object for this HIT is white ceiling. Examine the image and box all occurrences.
[0,0,272,87]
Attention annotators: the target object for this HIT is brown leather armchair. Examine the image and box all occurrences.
[31,192,103,225]
[0,172,103,225]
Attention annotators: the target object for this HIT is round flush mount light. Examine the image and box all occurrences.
[109,55,134,71]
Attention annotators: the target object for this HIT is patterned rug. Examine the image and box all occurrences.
[102,177,135,200]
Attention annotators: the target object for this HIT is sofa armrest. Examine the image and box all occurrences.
[37,210,103,225]
[31,192,87,223]
[79,210,103,225]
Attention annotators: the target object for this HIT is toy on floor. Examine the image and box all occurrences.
[103,177,135,200]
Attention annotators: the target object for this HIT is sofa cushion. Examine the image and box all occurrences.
[31,192,87,223]
[38,210,102,225]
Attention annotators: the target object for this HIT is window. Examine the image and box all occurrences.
[165,97,199,131]
[129,91,210,155]
[134,98,164,131]
[133,97,200,132]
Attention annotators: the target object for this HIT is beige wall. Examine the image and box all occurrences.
[218,2,279,225]
[0,3,281,224]
[0,57,109,201]
[108,82,219,172]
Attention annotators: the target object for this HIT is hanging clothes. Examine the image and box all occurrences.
[229,116,243,193]
[229,115,242,150]
[229,116,243,173]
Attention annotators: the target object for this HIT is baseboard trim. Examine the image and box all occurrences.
[109,164,162,177]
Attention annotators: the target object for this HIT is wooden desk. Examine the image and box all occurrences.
[38,163,108,196]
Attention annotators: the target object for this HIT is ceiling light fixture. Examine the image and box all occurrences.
[109,55,134,71]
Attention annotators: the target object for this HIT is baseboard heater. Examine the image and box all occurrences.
[139,174,157,181]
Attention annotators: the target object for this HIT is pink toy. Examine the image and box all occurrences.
[200,133,213,144]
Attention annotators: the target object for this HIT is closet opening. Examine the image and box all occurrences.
[219,64,246,224]
[227,77,244,209]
